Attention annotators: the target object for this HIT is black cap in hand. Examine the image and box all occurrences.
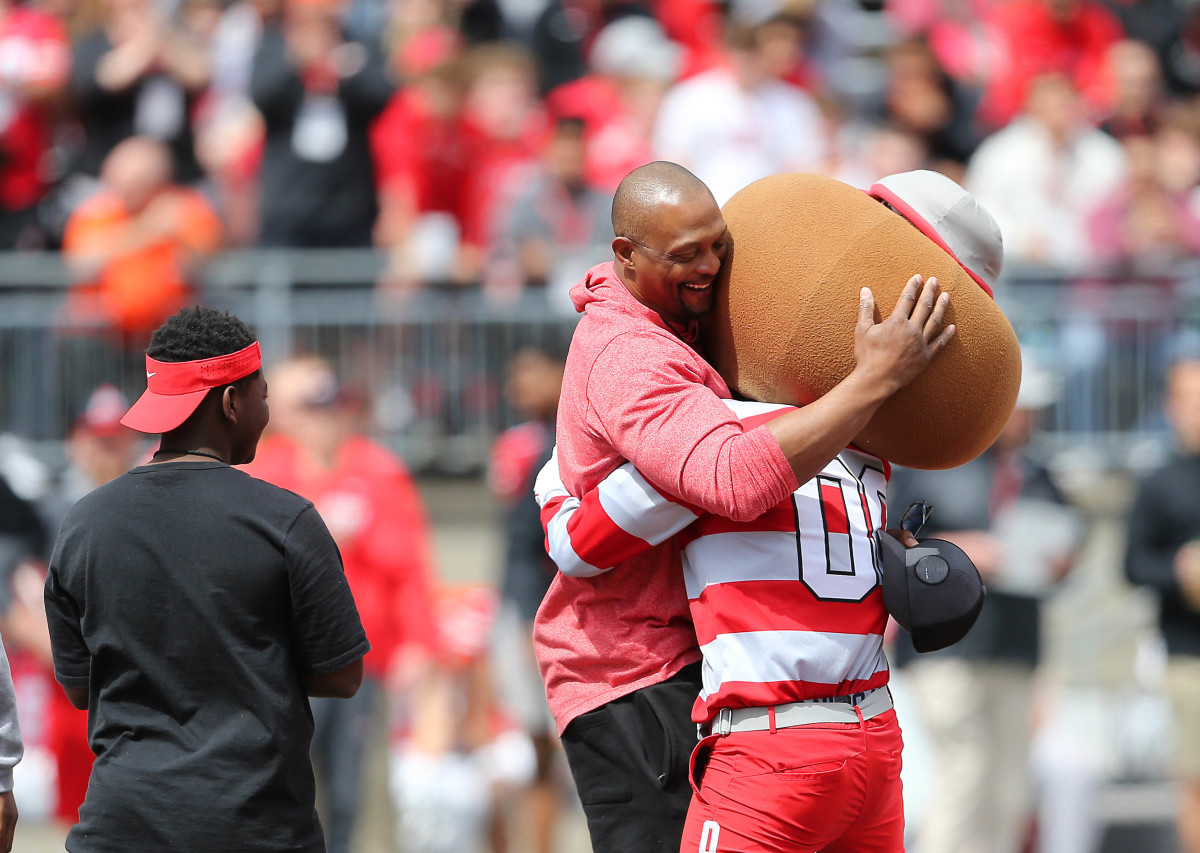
[875,532,987,653]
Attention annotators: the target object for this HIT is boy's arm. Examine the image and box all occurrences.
[304,658,364,698]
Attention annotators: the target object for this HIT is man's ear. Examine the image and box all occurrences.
[613,236,636,270]
[221,385,238,424]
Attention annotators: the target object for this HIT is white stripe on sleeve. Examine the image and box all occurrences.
[544,496,607,577]
[597,465,696,546]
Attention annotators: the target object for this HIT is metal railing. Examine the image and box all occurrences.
[3,249,1199,472]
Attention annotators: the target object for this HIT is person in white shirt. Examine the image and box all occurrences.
[966,72,1127,273]
[652,13,826,205]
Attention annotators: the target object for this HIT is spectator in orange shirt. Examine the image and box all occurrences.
[61,135,222,343]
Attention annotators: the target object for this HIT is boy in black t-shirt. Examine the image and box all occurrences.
[44,306,370,852]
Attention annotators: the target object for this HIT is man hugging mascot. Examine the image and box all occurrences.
[534,166,1021,853]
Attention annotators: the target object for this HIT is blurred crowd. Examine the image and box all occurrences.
[6,0,1200,337]
[7,0,1200,850]
[2,350,1199,853]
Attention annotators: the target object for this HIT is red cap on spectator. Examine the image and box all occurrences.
[121,342,262,434]
[75,384,133,437]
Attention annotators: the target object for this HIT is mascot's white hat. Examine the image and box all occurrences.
[869,170,1004,295]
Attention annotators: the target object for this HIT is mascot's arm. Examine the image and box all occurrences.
[534,447,697,577]
[535,404,805,577]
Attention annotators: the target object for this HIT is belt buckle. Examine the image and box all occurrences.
[715,707,732,737]
[825,690,867,706]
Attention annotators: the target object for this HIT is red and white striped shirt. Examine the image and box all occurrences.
[537,400,894,724]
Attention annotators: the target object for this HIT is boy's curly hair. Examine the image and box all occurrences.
[147,306,257,363]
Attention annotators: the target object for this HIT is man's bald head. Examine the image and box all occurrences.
[609,162,727,325]
[612,161,715,244]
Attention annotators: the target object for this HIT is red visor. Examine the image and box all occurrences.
[120,342,262,434]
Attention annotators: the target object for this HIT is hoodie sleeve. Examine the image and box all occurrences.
[586,331,799,522]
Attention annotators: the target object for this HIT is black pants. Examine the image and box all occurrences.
[561,662,703,853]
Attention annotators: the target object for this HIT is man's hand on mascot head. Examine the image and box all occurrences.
[854,274,955,397]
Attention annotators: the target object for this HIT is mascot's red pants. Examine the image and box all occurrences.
[680,710,904,853]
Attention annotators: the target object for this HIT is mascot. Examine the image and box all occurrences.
[704,170,1021,470]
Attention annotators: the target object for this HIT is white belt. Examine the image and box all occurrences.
[707,687,893,736]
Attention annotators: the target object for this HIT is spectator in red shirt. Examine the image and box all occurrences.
[979,0,1124,129]
[371,27,473,292]
[0,0,70,249]
[544,15,681,192]
[653,0,723,77]
[457,43,550,284]
[245,355,438,853]
[374,40,548,292]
